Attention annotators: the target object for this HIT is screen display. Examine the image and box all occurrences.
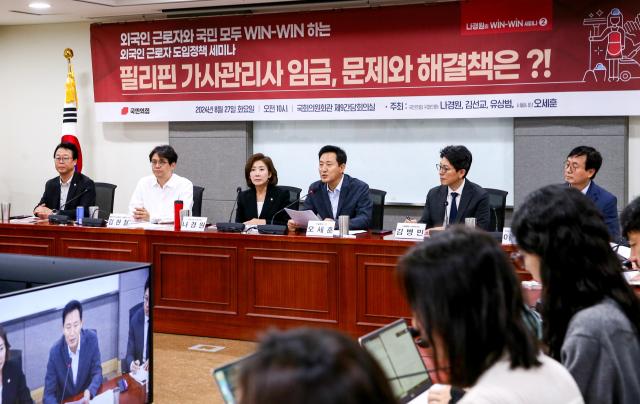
[0,264,151,403]
[213,354,254,404]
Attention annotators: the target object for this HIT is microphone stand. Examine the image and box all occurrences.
[258,189,315,235]
[216,187,245,232]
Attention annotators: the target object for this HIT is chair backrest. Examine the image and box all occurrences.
[94,182,117,219]
[484,188,508,232]
[279,185,302,210]
[369,188,387,230]
[9,348,22,371]
[192,185,205,216]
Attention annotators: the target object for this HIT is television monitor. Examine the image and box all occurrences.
[0,253,152,403]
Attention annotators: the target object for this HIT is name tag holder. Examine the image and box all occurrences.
[502,226,516,245]
[181,216,208,232]
[394,223,426,240]
[306,220,335,237]
[107,214,133,228]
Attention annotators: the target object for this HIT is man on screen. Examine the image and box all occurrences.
[125,278,150,374]
[43,300,102,404]
[128,145,193,223]
[564,145,620,240]
[34,142,96,220]
[414,145,490,231]
[287,145,372,231]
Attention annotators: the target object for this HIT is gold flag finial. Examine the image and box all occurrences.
[63,48,74,60]
[63,48,78,107]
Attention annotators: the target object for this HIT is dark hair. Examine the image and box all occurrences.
[0,325,10,363]
[440,145,472,177]
[149,145,178,165]
[621,196,640,236]
[244,153,279,188]
[567,145,602,179]
[512,185,640,359]
[239,328,397,404]
[62,300,83,324]
[53,142,78,160]
[144,277,150,293]
[399,227,540,387]
[318,145,347,166]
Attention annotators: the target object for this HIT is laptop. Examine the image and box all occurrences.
[213,353,255,404]
[359,319,432,404]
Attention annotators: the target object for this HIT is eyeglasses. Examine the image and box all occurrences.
[563,162,583,172]
[436,163,452,173]
[54,156,72,162]
[150,159,169,167]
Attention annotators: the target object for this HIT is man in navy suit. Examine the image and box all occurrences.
[43,300,102,404]
[33,142,96,220]
[125,278,150,374]
[564,146,620,240]
[288,145,372,231]
[415,145,490,231]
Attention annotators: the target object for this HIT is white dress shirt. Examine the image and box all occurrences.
[579,181,591,195]
[444,179,466,225]
[327,175,344,219]
[128,173,193,223]
[143,315,149,362]
[67,338,81,385]
[59,176,72,209]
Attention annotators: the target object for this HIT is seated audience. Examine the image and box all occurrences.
[621,195,640,269]
[0,325,33,404]
[44,300,102,404]
[235,153,290,225]
[288,145,372,231]
[563,146,620,240]
[238,327,397,404]
[34,142,96,220]
[125,278,150,374]
[399,226,583,404]
[128,144,193,223]
[415,145,490,231]
[513,185,640,404]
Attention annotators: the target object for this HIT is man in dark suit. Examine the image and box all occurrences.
[125,278,150,374]
[43,300,102,404]
[564,146,620,240]
[287,145,372,231]
[417,145,490,231]
[33,142,96,220]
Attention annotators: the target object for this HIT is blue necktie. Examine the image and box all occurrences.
[449,192,458,224]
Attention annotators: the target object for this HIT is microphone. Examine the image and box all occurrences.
[49,188,91,224]
[492,206,499,232]
[258,187,316,235]
[443,200,449,228]
[216,187,245,232]
[60,360,72,403]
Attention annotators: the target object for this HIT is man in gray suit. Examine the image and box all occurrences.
[417,145,490,231]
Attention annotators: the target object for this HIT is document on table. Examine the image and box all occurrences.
[131,367,149,384]
[90,389,114,404]
[285,209,320,227]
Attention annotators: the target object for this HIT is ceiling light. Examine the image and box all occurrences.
[28,2,51,9]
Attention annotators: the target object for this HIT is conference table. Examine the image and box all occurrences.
[0,221,527,340]
[62,373,147,403]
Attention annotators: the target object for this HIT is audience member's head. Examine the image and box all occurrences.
[244,153,278,188]
[238,327,397,404]
[512,184,640,358]
[399,226,540,387]
[621,196,640,267]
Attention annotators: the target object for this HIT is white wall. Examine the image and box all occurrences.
[0,23,168,215]
[630,116,640,202]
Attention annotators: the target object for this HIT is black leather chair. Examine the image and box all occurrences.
[94,182,117,219]
[192,185,205,216]
[369,188,387,230]
[8,349,22,371]
[279,185,302,210]
[485,188,508,232]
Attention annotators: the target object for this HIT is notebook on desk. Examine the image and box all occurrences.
[359,319,432,404]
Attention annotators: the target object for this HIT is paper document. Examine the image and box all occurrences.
[285,209,320,227]
[90,389,114,404]
[332,230,366,236]
[131,367,149,384]
[10,216,39,224]
[612,243,631,259]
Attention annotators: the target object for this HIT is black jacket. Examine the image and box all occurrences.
[235,185,290,225]
[419,179,490,231]
[36,172,96,219]
[2,360,34,404]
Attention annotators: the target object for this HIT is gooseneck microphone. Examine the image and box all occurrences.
[216,187,245,232]
[258,186,317,235]
[60,360,72,403]
[443,200,449,228]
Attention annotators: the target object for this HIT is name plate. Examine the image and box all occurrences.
[394,223,426,240]
[306,220,335,237]
[181,216,208,232]
[107,214,133,228]
[502,226,516,245]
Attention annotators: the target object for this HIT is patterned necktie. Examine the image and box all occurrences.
[449,192,459,224]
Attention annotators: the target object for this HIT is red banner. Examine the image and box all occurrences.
[90,1,640,121]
